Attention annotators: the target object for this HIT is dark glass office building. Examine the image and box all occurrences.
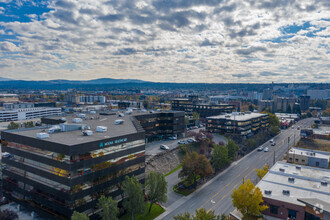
[1,113,146,219]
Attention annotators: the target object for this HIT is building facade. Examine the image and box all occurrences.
[0,107,62,122]
[299,95,310,111]
[79,96,106,104]
[206,112,269,136]
[287,148,330,168]
[1,113,146,219]
[274,96,296,113]
[171,96,235,118]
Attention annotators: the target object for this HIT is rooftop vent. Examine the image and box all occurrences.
[73,118,83,123]
[282,190,290,195]
[288,177,295,183]
[48,125,61,134]
[321,181,328,186]
[36,133,49,139]
[82,130,93,136]
[264,190,272,195]
[115,119,124,125]
[296,166,301,170]
[96,126,107,133]
[279,168,285,172]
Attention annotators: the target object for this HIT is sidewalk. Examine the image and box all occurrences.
[163,168,183,208]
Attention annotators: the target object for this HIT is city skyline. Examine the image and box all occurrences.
[0,0,329,83]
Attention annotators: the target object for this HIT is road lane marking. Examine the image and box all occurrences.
[198,166,249,210]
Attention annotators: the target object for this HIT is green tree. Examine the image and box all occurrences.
[231,179,268,219]
[146,171,167,213]
[7,121,19,130]
[24,121,34,128]
[192,112,200,125]
[211,144,229,171]
[179,152,214,187]
[122,176,146,220]
[248,104,254,112]
[255,164,269,180]
[227,140,238,161]
[174,212,192,220]
[143,100,150,109]
[97,195,119,220]
[174,208,225,220]
[71,211,89,220]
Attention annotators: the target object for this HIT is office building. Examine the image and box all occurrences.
[262,89,273,100]
[118,101,142,109]
[79,96,106,104]
[0,94,19,105]
[299,95,310,111]
[64,92,80,104]
[0,107,62,122]
[307,89,330,100]
[171,95,235,118]
[287,148,330,168]
[3,102,34,110]
[206,112,269,136]
[1,113,146,219]
[257,162,330,220]
[274,96,295,113]
[258,100,274,113]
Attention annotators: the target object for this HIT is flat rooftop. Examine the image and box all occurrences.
[6,113,140,146]
[256,162,330,206]
[207,112,267,121]
[289,148,330,160]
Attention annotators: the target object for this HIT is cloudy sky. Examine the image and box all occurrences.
[0,0,329,83]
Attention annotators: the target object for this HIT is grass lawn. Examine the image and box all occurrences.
[165,164,182,177]
[120,202,165,220]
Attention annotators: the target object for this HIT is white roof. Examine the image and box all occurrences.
[289,148,330,160]
[256,162,330,206]
[207,112,267,121]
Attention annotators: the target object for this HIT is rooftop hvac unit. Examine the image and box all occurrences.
[82,130,93,136]
[48,125,61,134]
[115,119,124,125]
[59,124,83,132]
[36,133,50,139]
[282,190,290,195]
[96,126,107,133]
[321,181,328,186]
[73,118,83,123]
[279,168,285,172]
[264,190,272,195]
[78,113,86,118]
[296,166,301,170]
[288,177,295,183]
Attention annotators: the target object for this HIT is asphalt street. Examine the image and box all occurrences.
[156,118,314,219]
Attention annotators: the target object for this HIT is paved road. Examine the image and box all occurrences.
[157,118,314,219]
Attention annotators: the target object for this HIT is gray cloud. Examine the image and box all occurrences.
[235,46,268,55]
[232,73,253,78]
[259,71,280,76]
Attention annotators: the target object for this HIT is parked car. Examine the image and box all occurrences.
[187,138,197,143]
[168,136,177,140]
[258,146,264,151]
[271,142,276,146]
[160,144,170,150]
[292,126,295,129]
[264,147,269,152]
[178,140,187,144]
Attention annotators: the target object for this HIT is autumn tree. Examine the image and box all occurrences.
[146,171,167,213]
[122,176,145,220]
[255,164,269,180]
[179,152,214,187]
[71,211,89,220]
[211,144,229,171]
[231,179,268,219]
[227,140,238,161]
[7,121,19,130]
[97,195,119,220]
[174,208,225,220]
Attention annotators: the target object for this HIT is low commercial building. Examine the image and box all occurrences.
[287,148,330,168]
[1,113,146,219]
[206,112,269,136]
[0,107,61,122]
[0,94,19,105]
[171,95,235,118]
[257,162,330,220]
[79,96,106,104]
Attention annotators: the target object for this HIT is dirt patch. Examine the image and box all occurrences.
[145,148,180,176]
[296,138,330,152]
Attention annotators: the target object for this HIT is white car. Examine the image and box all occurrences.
[168,136,177,140]
[160,144,169,150]
[178,140,187,144]
[264,147,269,152]
[258,147,264,151]
[187,138,196,143]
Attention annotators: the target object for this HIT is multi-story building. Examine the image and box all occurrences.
[0,93,19,105]
[0,107,62,122]
[262,88,273,100]
[171,95,235,118]
[1,113,146,219]
[258,100,274,113]
[64,92,80,104]
[118,101,142,109]
[307,89,330,100]
[274,96,296,113]
[133,111,185,142]
[257,162,330,220]
[287,148,330,168]
[79,96,106,104]
[3,102,34,110]
[206,112,269,136]
[299,95,310,111]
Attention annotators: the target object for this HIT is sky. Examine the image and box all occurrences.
[0,0,329,83]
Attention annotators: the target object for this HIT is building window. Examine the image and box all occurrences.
[295,158,299,162]
[316,162,320,167]
[270,205,278,215]
[288,209,297,219]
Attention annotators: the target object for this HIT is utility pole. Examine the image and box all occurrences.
[273,151,275,165]
[288,136,290,151]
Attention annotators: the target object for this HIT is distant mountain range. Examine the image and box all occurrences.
[47,78,147,84]
[0,77,13,81]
